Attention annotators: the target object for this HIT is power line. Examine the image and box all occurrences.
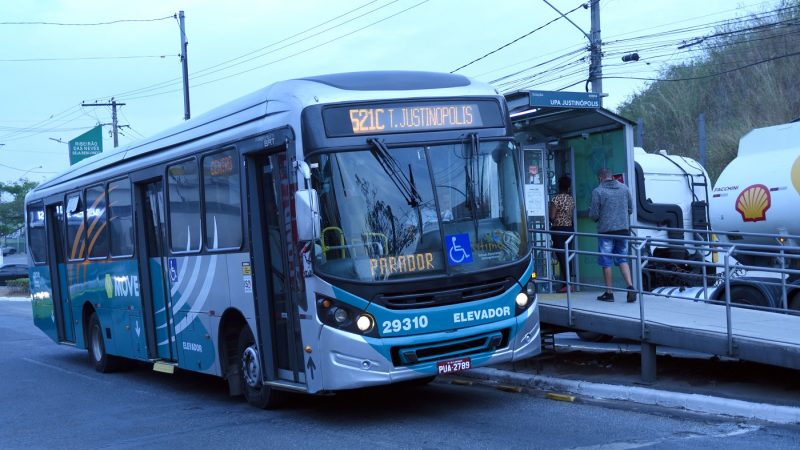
[0,15,175,26]
[451,2,588,73]
[601,49,800,83]
[0,54,176,62]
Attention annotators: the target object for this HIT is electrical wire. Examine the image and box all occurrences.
[451,1,588,73]
[0,16,175,26]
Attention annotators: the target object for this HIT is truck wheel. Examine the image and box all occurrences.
[238,327,285,409]
[87,313,119,373]
[576,331,613,342]
[728,286,768,307]
[789,292,800,311]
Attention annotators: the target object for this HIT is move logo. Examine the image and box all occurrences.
[104,274,141,298]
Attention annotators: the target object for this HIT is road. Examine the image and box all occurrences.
[2,300,799,449]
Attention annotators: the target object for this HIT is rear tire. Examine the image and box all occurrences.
[238,327,285,409]
[728,285,768,308]
[576,331,613,342]
[87,313,119,373]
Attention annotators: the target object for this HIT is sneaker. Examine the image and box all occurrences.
[596,292,614,302]
[627,286,636,303]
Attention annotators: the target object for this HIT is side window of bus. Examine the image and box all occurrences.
[167,159,201,253]
[108,178,134,257]
[27,202,47,264]
[202,149,242,250]
[86,184,109,259]
[66,192,85,261]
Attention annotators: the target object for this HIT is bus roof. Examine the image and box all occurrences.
[30,71,494,196]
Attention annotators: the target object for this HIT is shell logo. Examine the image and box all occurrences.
[792,156,800,195]
[735,184,771,222]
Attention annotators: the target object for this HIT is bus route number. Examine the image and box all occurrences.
[382,315,429,335]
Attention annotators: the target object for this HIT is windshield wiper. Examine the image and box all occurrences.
[368,138,422,208]
[465,133,480,234]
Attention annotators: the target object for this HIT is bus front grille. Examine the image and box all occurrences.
[375,277,513,310]
[391,329,509,366]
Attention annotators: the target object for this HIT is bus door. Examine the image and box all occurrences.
[134,180,178,361]
[45,201,75,343]
[245,148,305,385]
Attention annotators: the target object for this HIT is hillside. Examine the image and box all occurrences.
[617,1,800,181]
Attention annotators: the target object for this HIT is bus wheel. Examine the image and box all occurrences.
[576,331,613,342]
[238,327,284,409]
[728,286,768,308]
[88,313,118,373]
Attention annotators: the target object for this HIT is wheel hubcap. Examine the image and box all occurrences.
[242,345,261,388]
[91,325,102,362]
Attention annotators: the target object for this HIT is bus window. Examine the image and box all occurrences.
[167,159,201,253]
[27,202,46,264]
[108,179,134,257]
[202,149,242,250]
[86,184,108,259]
[66,192,85,261]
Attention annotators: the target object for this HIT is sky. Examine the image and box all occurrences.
[0,0,780,184]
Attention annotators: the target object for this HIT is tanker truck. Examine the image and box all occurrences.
[639,121,800,310]
[705,120,800,309]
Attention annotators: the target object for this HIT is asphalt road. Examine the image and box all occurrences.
[2,300,799,449]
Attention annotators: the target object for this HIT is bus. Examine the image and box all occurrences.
[25,71,540,408]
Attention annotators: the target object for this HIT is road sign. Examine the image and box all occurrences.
[68,125,104,165]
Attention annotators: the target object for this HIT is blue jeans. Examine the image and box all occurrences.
[597,235,629,268]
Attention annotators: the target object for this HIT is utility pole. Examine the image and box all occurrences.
[542,0,604,105]
[81,98,126,147]
[589,0,602,99]
[179,10,191,120]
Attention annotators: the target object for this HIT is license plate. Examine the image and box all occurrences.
[436,357,471,374]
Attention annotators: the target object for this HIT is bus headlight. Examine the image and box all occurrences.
[515,292,529,308]
[316,295,378,337]
[333,307,349,324]
[356,314,374,332]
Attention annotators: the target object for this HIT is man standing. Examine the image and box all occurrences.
[589,168,636,302]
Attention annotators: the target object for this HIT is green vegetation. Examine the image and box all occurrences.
[0,179,38,243]
[617,0,800,181]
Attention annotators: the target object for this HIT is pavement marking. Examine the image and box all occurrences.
[0,296,31,302]
[22,357,109,383]
[545,392,576,402]
[569,423,760,450]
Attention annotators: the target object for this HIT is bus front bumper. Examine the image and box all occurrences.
[315,303,540,392]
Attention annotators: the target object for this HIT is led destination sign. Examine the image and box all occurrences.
[322,99,504,137]
[349,104,480,134]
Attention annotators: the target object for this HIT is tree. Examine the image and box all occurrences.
[0,179,38,238]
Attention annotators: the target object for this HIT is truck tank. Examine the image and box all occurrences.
[709,121,800,247]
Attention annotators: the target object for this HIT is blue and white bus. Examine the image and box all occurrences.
[25,71,540,407]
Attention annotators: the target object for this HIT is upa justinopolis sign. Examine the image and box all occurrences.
[68,125,104,165]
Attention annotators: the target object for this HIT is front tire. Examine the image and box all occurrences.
[238,327,284,409]
[88,313,118,373]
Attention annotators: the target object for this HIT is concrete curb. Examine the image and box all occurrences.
[465,367,800,425]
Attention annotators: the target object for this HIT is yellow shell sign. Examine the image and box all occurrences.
[792,155,800,195]
[735,184,771,222]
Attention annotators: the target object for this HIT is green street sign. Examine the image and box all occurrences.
[68,125,104,165]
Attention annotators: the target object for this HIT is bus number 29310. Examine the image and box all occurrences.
[382,315,429,334]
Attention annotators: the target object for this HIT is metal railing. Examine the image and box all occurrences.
[533,225,800,352]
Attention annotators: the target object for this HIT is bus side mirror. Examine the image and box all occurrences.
[295,189,320,241]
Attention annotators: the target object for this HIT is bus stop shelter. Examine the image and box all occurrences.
[504,90,636,292]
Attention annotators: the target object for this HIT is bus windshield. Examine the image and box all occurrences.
[310,139,527,282]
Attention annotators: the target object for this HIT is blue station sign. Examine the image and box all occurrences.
[528,90,600,109]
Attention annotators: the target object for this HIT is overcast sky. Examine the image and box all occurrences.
[0,0,777,184]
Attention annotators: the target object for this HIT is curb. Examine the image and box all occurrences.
[464,367,800,425]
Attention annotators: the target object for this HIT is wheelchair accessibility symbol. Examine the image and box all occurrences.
[446,233,473,265]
